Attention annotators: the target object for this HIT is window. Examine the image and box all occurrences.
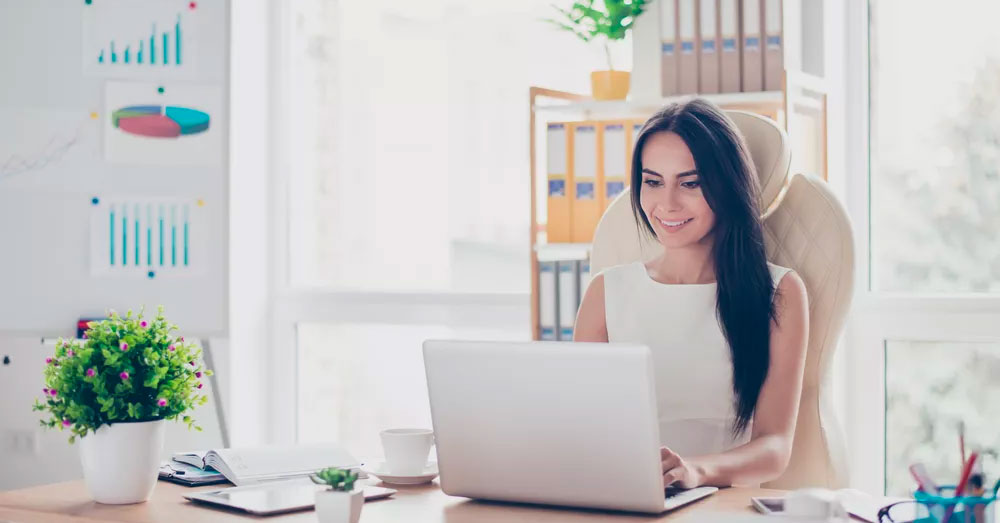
[869,0,1000,293]
[282,0,631,292]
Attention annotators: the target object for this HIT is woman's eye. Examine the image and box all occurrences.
[644,179,662,187]
[681,180,701,189]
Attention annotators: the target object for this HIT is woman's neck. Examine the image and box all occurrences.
[647,240,716,285]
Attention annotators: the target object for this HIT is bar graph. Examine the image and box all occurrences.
[95,15,183,67]
[90,197,204,278]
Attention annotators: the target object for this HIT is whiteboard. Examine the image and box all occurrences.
[0,0,229,337]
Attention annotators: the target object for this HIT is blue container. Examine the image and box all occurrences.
[911,486,996,523]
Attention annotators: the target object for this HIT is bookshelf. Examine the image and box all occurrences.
[528,71,828,340]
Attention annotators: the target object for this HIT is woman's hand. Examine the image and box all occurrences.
[660,446,703,489]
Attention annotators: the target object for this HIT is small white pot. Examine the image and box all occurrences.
[315,489,363,523]
[78,419,165,504]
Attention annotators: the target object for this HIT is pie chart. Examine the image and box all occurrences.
[111,105,210,138]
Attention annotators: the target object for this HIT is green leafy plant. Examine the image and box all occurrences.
[311,467,359,492]
[33,306,212,443]
[545,0,650,71]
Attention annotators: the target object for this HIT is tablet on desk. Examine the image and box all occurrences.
[184,481,396,516]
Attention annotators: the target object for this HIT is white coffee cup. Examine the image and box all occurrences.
[380,428,434,476]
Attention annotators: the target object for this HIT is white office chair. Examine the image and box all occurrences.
[589,110,853,489]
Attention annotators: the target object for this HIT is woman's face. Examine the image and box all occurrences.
[638,131,716,249]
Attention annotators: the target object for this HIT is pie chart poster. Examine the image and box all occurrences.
[104,81,223,166]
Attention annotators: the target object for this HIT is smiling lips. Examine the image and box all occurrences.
[658,217,693,231]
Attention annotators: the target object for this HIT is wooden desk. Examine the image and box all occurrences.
[0,479,783,522]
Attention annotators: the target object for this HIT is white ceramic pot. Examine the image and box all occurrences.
[315,489,363,523]
[78,419,165,504]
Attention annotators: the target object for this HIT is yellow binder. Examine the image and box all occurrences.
[602,122,629,209]
[546,122,572,243]
[571,122,600,243]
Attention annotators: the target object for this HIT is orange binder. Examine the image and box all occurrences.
[740,0,763,92]
[697,0,720,93]
[763,0,783,91]
[601,122,628,209]
[546,122,572,243]
[719,0,741,93]
[660,0,679,96]
[571,123,600,243]
[677,0,698,94]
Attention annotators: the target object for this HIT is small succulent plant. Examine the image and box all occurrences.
[311,467,359,492]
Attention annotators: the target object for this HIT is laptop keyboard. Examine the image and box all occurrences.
[663,486,718,510]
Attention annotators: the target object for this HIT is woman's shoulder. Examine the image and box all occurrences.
[766,262,793,286]
[594,261,645,285]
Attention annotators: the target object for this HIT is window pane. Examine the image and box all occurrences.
[869,1,1000,292]
[885,341,1000,496]
[297,322,530,460]
[284,0,629,291]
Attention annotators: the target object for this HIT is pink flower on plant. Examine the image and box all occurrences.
[195,371,202,378]
[120,371,129,381]
[42,387,49,395]
[62,419,72,428]
[140,320,148,328]
[179,337,185,342]
[67,350,74,357]
[45,357,52,364]
[120,341,129,352]
[157,398,167,407]
[197,383,203,389]
[86,368,96,377]
[82,333,88,339]
[49,389,57,397]
[168,344,176,352]
[189,361,195,366]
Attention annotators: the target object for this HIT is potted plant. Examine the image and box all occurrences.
[312,467,363,523]
[33,307,211,504]
[546,0,650,100]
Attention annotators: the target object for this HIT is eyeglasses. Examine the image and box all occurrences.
[877,499,993,523]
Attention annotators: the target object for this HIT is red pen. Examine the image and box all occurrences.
[944,452,979,522]
[909,463,939,494]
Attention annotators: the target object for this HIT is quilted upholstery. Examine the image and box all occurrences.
[588,110,853,489]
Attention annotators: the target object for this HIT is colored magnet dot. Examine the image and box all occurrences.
[91,197,100,205]
[157,86,165,94]
[196,199,205,207]
[147,271,156,279]
[89,111,98,119]
[189,1,197,9]
[85,0,92,4]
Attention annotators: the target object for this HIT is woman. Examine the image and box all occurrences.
[574,98,809,488]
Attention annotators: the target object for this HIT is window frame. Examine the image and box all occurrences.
[841,0,1000,494]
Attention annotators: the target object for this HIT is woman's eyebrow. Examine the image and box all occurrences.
[641,168,699,178]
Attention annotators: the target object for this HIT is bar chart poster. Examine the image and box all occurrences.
[104,81,222,166]
[89,196,207,279]
[82,0,201,78]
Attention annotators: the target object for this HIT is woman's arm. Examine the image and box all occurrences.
[573,274,608,342]
[662,271,809,487]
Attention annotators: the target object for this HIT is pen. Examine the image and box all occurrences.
[944,452,979,522]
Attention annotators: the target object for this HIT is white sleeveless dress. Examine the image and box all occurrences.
[602,261,791,457]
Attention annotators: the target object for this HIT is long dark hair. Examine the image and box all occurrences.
[630,98,776,435]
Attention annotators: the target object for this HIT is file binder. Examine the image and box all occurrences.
[697,0,720,93]
[578,260,592,299]
[557,261,577,340]
[740,0,763,92]
[602,122,628,208]
[677,0,698,94]
[546,123,572,243]
[763,0,783,91]
[719,0,741,93]
[571,123,600,243]
[539,261,557,340]
[660,0,679,96]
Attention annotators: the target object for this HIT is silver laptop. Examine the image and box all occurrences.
[422,340,717,514]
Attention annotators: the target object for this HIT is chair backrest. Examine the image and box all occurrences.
[589,110,852,489]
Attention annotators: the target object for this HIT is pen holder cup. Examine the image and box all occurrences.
[913,486,996,523]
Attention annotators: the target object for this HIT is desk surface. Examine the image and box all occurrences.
[0,479,784,523]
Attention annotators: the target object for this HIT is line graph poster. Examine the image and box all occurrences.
[0,109,98,182]
[82,0,202,78]
[104,81,222,166]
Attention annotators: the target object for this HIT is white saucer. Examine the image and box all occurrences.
[361,461,439,485]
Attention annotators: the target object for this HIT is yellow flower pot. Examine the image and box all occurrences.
[590,70,631,101]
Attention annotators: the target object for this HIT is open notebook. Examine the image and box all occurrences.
[172,444,361,486]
